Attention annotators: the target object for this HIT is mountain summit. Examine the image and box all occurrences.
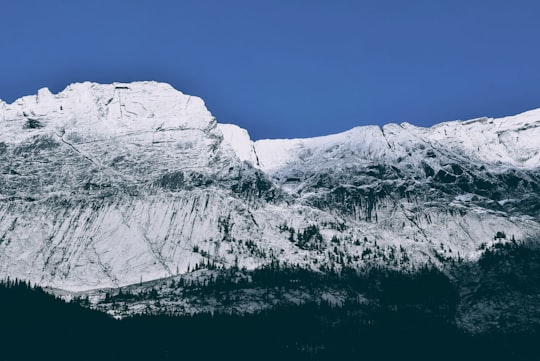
[0,82,539,291]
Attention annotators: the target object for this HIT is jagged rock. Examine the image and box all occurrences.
[0,81,539,292]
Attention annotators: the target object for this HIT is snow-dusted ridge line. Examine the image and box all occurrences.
[0,81,214,141]
[2,81,540,171]
[247,109,540,172]
[0,81,539,292]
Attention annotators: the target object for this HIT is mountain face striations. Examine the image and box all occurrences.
[0,81,539,296]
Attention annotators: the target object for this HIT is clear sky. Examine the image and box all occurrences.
[1,0,540,140]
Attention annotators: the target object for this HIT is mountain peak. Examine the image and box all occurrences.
[1,81,215,143]
[0,81,539,292]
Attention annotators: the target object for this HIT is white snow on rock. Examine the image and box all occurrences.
[218,123,259,166]
[0,81,539,292]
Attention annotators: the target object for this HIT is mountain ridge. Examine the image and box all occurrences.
[0,81,539,292]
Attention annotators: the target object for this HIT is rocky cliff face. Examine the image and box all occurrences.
[0,82,539,291]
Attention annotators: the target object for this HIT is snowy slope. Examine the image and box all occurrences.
[251,113,540,175]
[1,81,539,292]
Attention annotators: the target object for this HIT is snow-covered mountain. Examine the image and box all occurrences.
[1,81,539,292]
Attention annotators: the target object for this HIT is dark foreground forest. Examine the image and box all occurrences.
[1,242,539,361]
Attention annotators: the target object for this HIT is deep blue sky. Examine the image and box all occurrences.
[1,1,540,139]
